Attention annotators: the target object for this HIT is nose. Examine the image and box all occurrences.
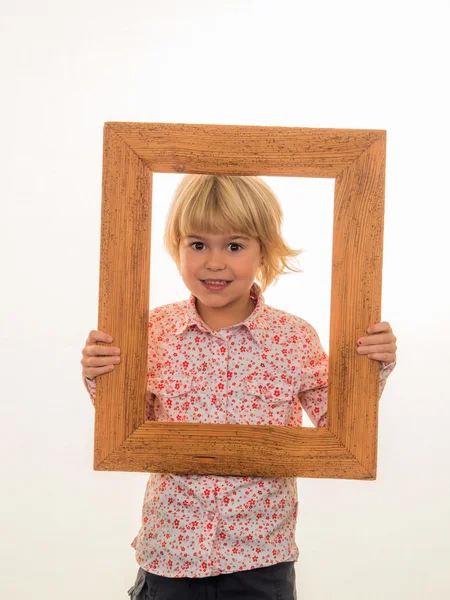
[205,250,227,269]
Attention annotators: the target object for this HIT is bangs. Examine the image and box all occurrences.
[178,179,258,240]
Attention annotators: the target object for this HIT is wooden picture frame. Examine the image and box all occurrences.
[94,122,386,480]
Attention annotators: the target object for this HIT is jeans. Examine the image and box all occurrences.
[127,561,297,599]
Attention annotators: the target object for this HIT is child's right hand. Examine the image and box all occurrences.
[80,330,121,381]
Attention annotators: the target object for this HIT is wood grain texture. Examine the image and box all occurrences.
[94,121,386,480]
[94,125,152,466]
[104,121,383,178]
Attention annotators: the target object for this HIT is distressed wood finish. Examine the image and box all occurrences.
[94,122,386,479]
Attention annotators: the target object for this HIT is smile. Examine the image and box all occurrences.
[201,281,232,290]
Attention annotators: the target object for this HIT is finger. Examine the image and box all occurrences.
[86,330,114,345]
[357,343,394,354]
[83,344,121,357]
[366,353,396,362]
[81,352,120,378]
[83,364,116,379]
[367,322,391,334]
[85,354,121,368]
[81,344,120,357]
[360,334,394,347]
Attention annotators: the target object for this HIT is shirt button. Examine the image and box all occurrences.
[207,512,215,521]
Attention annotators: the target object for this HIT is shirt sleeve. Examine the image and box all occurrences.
[81,315,158,419]
[297,322,329,427]
[82,374,97,406]
[297,322,397,428]
[145,317,158,421]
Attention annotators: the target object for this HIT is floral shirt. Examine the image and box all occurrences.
[83,282,396,578]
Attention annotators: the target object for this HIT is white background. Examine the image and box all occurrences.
[1,1,449,598]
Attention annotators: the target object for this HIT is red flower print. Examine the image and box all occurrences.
[117,286,396,577]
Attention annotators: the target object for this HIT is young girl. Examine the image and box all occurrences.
[81,175,397,599]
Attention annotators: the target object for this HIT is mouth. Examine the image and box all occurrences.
[200,280,232,290]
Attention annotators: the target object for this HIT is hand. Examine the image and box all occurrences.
[356,322,397,364]
[81,330,121,380]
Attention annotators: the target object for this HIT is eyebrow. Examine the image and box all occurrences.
[185,235,250,241]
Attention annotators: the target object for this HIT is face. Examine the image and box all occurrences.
[178,231,263,326]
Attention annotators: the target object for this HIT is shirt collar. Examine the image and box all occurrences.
[173,281,267,347]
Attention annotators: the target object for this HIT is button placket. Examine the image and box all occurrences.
[212,336,227,408]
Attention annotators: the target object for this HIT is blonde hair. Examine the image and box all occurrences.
[163,174,304,293]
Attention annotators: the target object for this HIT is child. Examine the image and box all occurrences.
[81,174,397,599]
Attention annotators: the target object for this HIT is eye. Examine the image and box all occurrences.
[189,242,243,252]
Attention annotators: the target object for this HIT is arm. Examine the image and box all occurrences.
[81,318,158,419]
[296,322,329,427]
[297,323,397,428]
[82,372,158,416]
[82,374,97,406]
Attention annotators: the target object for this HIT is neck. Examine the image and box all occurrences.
[195,293,256,331]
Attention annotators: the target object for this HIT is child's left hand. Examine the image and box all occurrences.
[356,322,397,364]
